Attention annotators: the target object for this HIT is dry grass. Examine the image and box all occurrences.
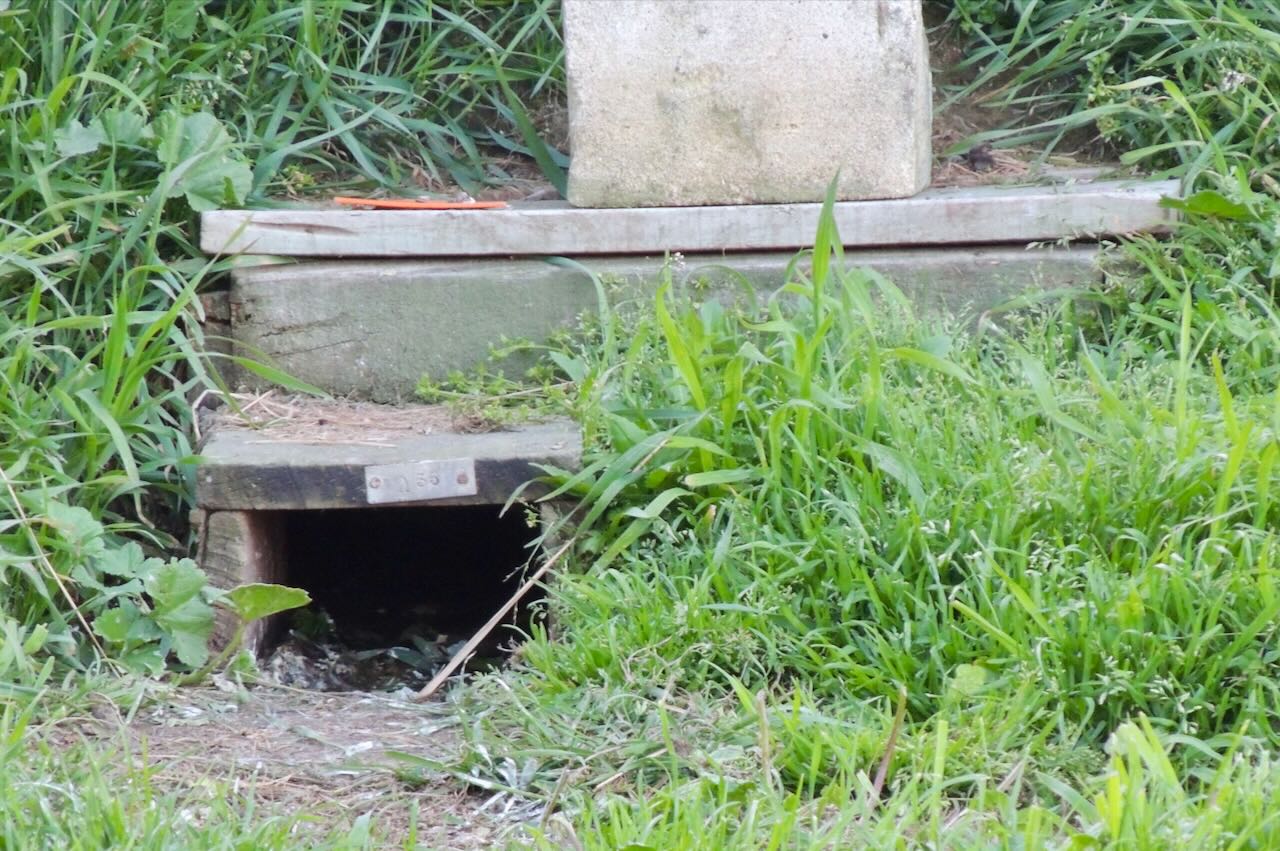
[198,392,511,445]
[76,683,524,849]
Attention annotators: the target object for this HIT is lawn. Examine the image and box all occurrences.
[2,0,1280,847]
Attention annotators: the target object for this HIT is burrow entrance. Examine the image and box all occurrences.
[193,398,582,692]
[253,503,543,691]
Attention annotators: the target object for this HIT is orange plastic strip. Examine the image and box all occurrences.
[333,196,509,210]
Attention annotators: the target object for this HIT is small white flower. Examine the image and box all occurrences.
[1220,70,1255,92]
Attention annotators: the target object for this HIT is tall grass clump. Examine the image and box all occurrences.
[0,2,559,841]
[2,16,240,673]
[419,4,1280,844]
[942,0,1280,178]
[523,190,1280,740]
[942,0,1280,391]
[193,0,565,194]
[444,189,1280,844]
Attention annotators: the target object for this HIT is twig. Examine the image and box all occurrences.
[414,538,575,701]
[868,685,908,812]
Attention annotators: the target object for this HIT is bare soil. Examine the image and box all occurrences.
[104,682,535,849]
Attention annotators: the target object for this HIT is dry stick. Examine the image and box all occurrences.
[415,538,576,701]
[868,685,909,813]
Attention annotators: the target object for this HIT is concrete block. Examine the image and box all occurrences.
[227,247,1101,400]
[562,0,932,207]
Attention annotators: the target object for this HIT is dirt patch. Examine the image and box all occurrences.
[927,15,1124,187]
[197,392,508,446]
[116,682,535,848]
[930,90,1120,187]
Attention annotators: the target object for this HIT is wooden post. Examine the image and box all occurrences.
[198,509,288,654]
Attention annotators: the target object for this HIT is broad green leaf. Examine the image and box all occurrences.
[219,583,311,624]
[221,355,330,396]
[947,664,993,698]
[155,111,251,211]
[54,119,106,157]
[1018,351,1103,443]
[99,108,150,146]
[95,542,162,580]
[951,601,1022,656]
[664,436,733,456]
[145,560,215,668]
[121,645,167,677]
[145,560,207,609]
[683,469,755,488]
[126,612,165,643]
[93,606,137,644]
[548,351,586,383]
[623,487,694,520]
[1107,75,1166,91]
[163,0,200,38]
[21,623,47,656]
[1159,190,1253,221]
[885,346,975,385]
[656,283,706,409]
[159,610,212,668]
[43,501,106,559]
[855,438,926,509]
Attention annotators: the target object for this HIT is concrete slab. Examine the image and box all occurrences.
[222,246,1103,400]
[196,417,581,511]
[562,0,931,206]
[199,178,1180,258]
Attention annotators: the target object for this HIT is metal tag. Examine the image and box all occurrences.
[364,458,477,504]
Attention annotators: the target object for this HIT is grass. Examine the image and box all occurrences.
[938,0,1280,178]
[418,4,1280,843]
[430,183,1280,845]
[0,3,561,844]
[3,0,1280,847]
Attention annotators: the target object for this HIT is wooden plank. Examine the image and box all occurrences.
[196,420,582,511]
[200,179,1179,258]
[225,246,1103,400]
[198,510,287,653]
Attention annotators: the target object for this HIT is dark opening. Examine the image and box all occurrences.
[281,504,540,648]
[260,504,542,690]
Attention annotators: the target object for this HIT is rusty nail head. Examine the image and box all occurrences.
[369,476,382,488]
[456,472,469,485]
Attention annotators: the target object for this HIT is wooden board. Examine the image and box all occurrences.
[224,246,1104,400]
[200,179,1180,258]
[197,510,287,652]
[196,419,582,511]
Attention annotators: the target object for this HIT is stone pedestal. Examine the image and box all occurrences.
[563,0,932,207]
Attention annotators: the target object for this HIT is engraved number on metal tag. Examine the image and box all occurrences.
[364,458,477,504]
